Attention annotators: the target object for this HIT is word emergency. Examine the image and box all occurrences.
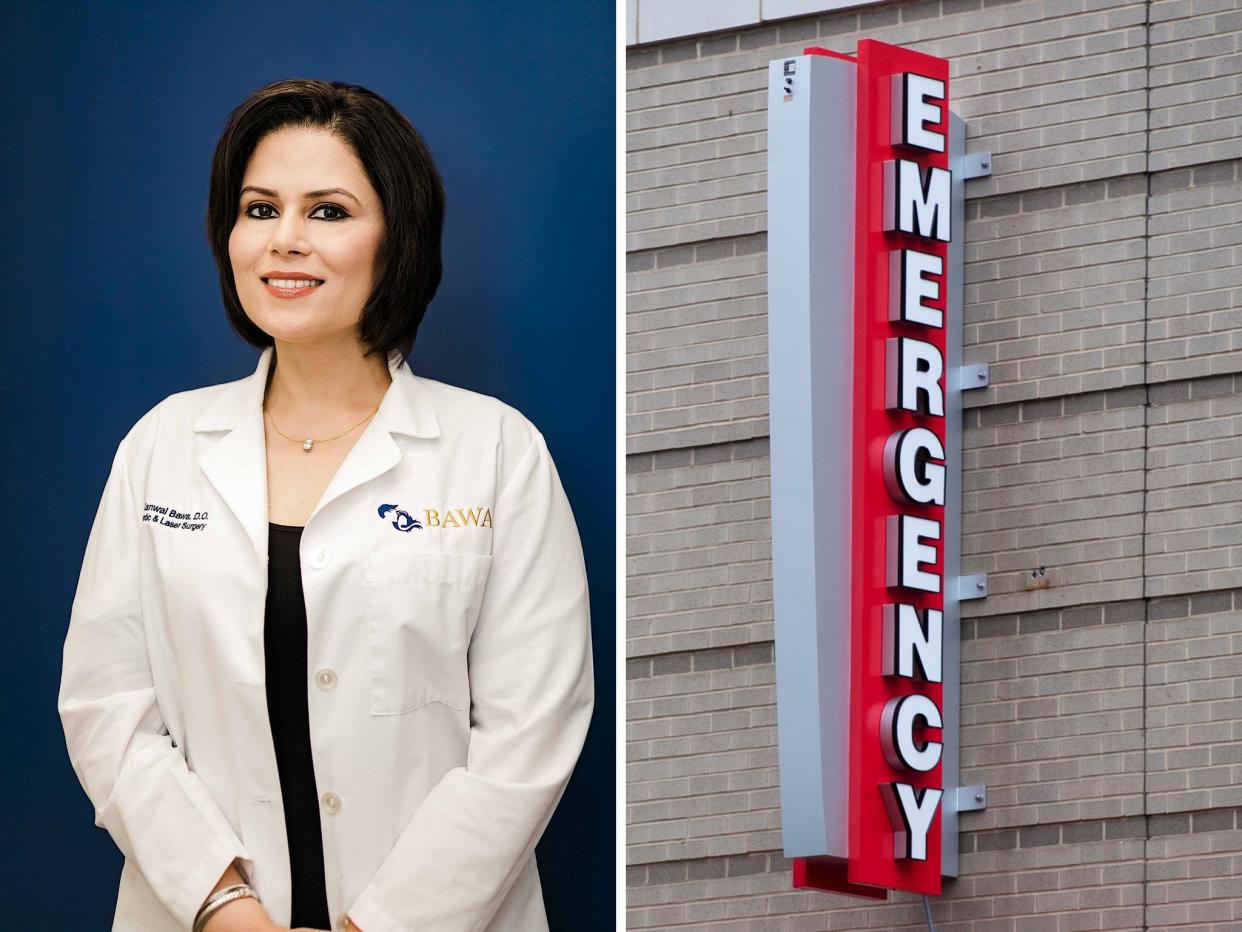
[878,69,950,863]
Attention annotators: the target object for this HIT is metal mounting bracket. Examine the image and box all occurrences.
[959,363,989,389]
[955,785,987,812]
[959,151,993,179]
[958,574,988,601]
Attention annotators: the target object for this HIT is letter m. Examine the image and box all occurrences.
[884,159,951,242]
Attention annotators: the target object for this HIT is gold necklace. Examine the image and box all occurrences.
[265,403,380,453]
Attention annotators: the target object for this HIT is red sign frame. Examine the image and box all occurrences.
[848,37,949,897]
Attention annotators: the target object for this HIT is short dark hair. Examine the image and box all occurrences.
[205,78,444,368]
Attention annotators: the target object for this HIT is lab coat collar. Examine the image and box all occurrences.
[192,345,440,439]
[191,345,440,563]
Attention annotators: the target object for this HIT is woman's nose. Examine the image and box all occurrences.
[267,211,311,254]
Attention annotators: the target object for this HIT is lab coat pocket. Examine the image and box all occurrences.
[362,550,492,715]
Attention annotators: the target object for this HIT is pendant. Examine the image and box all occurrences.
[303,438,314,453]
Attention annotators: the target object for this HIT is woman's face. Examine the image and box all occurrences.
[228,125,385,349]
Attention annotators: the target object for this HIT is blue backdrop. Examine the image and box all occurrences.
[0,1,613,927]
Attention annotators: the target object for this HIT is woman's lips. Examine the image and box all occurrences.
[263,279,324,298]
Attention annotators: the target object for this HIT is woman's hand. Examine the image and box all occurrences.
[199,859,280,931]
[201,894,280,931]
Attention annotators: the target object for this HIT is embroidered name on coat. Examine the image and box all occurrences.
[423,507,493,528]
[143,502,209,532]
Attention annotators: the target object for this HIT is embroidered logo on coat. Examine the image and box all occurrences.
[377,503,422,532]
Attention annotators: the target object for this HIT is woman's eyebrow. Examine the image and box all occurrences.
[240,185,360,205]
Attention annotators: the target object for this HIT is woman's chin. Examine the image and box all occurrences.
[252,318,343,346]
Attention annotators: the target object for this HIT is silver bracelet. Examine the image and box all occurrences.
[192,883,258,932]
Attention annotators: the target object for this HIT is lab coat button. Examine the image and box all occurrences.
[322,791,341,814]
[315,668,337,690]
[308,547,329,568]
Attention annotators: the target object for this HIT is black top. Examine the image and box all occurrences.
[265,522,332,930]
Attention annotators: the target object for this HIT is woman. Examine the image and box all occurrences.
[57,78,594,932]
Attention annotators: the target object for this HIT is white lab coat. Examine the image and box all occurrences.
[57,345,594,932]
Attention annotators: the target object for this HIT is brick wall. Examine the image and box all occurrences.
[627,0,1242,927]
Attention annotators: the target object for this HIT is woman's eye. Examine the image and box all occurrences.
[311,204,349,221]
[246,202,276,220]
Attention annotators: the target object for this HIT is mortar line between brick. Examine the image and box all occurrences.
[627,804,1241,888]
[627,436,771,470]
